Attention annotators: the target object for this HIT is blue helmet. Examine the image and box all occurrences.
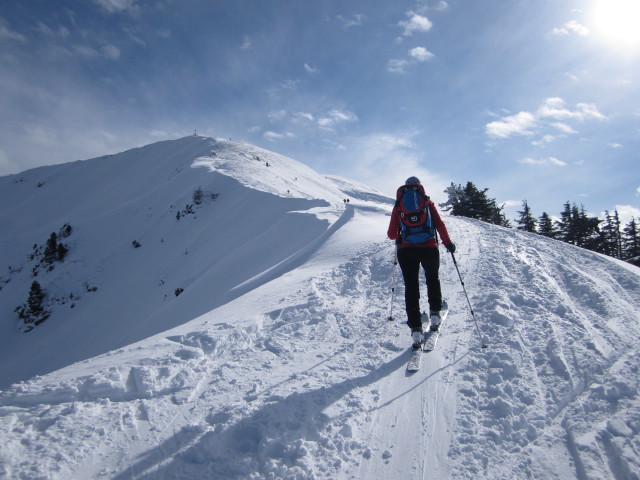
[405,176,421,185]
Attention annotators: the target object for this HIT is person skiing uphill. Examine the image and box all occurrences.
[387,176,456,350]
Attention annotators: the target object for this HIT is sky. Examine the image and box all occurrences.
[1,0,639,225]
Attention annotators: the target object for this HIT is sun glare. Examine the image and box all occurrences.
[590,0,640,51]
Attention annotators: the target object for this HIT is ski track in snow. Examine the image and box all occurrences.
[1,137,640,480]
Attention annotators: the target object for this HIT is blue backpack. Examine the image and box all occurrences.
[396,184,435,243]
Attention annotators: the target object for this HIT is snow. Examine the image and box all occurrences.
[1,136,640,479]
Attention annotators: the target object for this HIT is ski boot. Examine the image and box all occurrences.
[429,309,441,332]
[411,329,424,351]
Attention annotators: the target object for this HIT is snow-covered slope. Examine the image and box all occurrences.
[0,136,349,388]
[1,137,640,480]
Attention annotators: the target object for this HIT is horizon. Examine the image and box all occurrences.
[1,0,639,224]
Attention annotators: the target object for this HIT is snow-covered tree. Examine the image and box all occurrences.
[440,181,510,227]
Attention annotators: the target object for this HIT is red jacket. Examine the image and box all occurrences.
[387,197,452,248]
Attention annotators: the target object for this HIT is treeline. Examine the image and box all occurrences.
[440,182,511,227]
[440,181,640,267]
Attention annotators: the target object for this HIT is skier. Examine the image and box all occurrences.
[387,176,456,350]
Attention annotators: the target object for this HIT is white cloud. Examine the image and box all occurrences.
[304,63,319,75]
[519,157,567,167]
[23,123,59,146]
[265,79,300,98]
[502,200,522,208]
[268,110,287,123]
[399,13,433,37]
[73,44,120,59]
[240,35,252,50]
[551,20,590,36]
[486,112,537,138]
[318,109,358,131]
[608,142,623,149]
[263,131,295,141]
[433,1,449,12]
[531,134,557,146]
[94,0,138,14]
[339,132,449,202]
[388,46,434,73]
[35,22,70,38]
[387,58,410,74]
[102,44,120,59]
[565,72,580,82]
[294,112,314,122]
[537,98,605,122]
[551,122,577,134]
[336,14,365,28]
[614,205,640,225]
[486,98,607,141]
[0,18,27,42]
[575,102,607,121]
[409,46,434,62]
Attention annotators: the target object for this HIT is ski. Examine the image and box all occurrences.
[407,345,423,372]
[406,300,449,372]
[424,300,449,351]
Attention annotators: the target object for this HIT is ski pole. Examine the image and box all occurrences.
[388,246,398,321]
[451,252,488,349]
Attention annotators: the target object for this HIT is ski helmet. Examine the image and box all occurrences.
[405,176,421,185]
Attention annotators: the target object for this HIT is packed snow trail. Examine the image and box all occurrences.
[0,205,473,480]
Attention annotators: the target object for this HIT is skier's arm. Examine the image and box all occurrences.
[387,205,400,240]
[429,202,452,246]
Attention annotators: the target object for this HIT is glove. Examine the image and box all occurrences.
[445,242,456,254]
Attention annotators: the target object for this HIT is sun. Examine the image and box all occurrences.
[590,0,640,51]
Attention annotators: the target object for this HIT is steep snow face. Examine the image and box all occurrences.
[1,137,640,480]
[0,136,349,388]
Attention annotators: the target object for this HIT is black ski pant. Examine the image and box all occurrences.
[397,246,442,332]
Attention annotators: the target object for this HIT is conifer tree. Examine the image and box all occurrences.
[556,202,574,244]
[538,212,557,238]
[440,182,464,216]
[27,281,45,318]
[16,281,50,329]
[43,232,58,264]
[515,200,537,233]
[441,181,509,227]
[575,205,601,251]
[622,217,640,265]
[599,210,623,258]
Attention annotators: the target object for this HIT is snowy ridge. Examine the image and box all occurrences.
[0,136,347,388]
[1,138,640,479]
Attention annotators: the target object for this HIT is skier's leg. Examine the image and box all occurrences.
[397,247,422,332]
[421,247,442,314]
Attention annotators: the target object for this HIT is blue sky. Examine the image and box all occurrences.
[1,0,639,224]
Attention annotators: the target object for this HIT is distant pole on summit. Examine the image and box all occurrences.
[193,129,197,136]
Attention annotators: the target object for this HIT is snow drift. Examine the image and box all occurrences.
[1,136,639,479]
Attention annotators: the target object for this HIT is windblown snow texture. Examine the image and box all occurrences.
[1,136,639,479]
